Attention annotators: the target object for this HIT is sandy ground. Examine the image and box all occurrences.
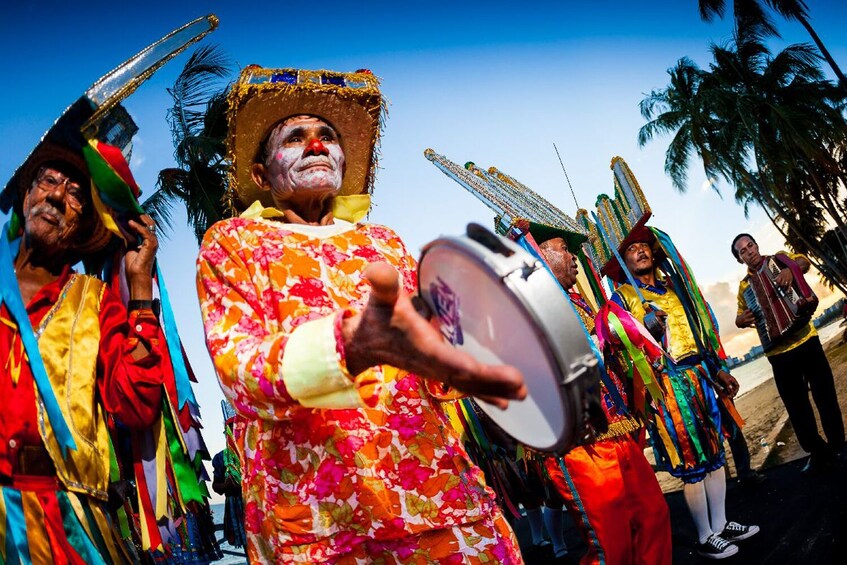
[651,332,847,493]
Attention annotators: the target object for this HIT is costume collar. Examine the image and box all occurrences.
[240,194,370,224]
[628,277,667,295]
[240,200,363,238]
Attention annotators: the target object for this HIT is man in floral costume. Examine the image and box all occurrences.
[197,67,526,563]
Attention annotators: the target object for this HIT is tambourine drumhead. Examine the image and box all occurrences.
[418,228,599,453]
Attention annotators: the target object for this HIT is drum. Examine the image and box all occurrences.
[418,223,602,453]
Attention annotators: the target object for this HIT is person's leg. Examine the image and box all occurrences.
[544,443,631,565]
[703,468,727,533]
[524,504,547,546]
[619,437,672,565]
[803,337,845,450]
[542,466,569,556]
[682,480,713,544]
[769,348,828,455]
[725,418,752,477]
[542,506,568,557]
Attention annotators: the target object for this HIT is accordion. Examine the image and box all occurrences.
[742,254,818,351]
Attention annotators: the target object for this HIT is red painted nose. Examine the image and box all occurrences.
[305,138,329,156]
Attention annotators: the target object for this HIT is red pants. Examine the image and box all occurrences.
[545,435,671,565]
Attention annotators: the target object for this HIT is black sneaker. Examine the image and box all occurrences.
[696,534,739,559]
[720,521,760,542]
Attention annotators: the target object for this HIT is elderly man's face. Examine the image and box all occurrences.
[734,236,762,268]
[22,165,88,250]
[623,240,654,276]
[257,115,345,206]
[540,237,579,290]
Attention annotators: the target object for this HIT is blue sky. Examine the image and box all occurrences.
[2,1,845,496]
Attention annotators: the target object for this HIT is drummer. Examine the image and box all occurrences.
[530,228,673,565]
[196,66,526,564]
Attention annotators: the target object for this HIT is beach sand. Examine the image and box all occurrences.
[652,331,847,493]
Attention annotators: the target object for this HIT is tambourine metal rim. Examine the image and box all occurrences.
[419,233,598,453]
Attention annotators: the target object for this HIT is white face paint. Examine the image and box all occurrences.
[262,115,345,206]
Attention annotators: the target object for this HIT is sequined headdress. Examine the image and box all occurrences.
[575,156,656,283]
[226,66,387,213]
[424,149,588,250]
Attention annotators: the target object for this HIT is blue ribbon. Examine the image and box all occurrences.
[0,227,76,456]
[3,488,30,565]
[156,263,196,409]
[515,234,629,416]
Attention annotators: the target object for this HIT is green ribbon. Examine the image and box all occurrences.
[665,366,706,461]
[607,312,664,403]
[162,406,205,505]
[108,436,131,539]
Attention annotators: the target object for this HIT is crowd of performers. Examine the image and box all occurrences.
[3,17,844,565]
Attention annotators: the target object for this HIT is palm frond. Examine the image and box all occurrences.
[166,44,233,166]
[141,178,183,238]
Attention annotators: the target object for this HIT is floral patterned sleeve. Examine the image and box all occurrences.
[196,220,365,420]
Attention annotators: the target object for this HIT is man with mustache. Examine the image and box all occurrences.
[536,234,672,565]
[197,67,526,563]
[733,233,844,474]
[0,131,164,561]
[607,228,758,560]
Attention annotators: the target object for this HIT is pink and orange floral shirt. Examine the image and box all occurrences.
[197,216,497,563]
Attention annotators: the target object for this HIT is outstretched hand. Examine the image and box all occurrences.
[343,262,527,409]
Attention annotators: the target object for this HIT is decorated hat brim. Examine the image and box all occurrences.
[227,69,383,211]
[525,220,589,252]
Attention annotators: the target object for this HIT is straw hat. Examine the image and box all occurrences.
[225,66,386,211]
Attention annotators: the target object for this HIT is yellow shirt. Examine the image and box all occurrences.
[736,251,817,357]
[615,282,700,362]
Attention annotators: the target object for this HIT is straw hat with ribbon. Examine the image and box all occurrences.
[225,66,387,221]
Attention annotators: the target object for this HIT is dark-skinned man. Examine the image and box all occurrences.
[0,134,164,562]
[607,228,758,560]
[733,233,844,474]
[537,234,672,565]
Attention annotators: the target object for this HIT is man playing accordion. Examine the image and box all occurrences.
[733,233,844,474]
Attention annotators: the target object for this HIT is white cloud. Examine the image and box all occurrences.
[130,135,145,170]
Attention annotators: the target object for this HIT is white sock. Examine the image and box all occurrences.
[683,481,713,544]
[704,468,728,534]
[525,506,546,545]
[543,507,568,555]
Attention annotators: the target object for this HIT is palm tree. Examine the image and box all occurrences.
[640,16,847,292]
[143,45,232,243]
[698,0,847,90]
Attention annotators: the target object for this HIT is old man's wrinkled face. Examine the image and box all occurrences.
[539,237,579,290]
[23,165,88,250]
[623,240,654,277]
[259,115,345,206]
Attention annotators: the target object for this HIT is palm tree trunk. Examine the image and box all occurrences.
[797,15,847,91]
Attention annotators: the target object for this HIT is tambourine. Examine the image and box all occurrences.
[418,224,603,453]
